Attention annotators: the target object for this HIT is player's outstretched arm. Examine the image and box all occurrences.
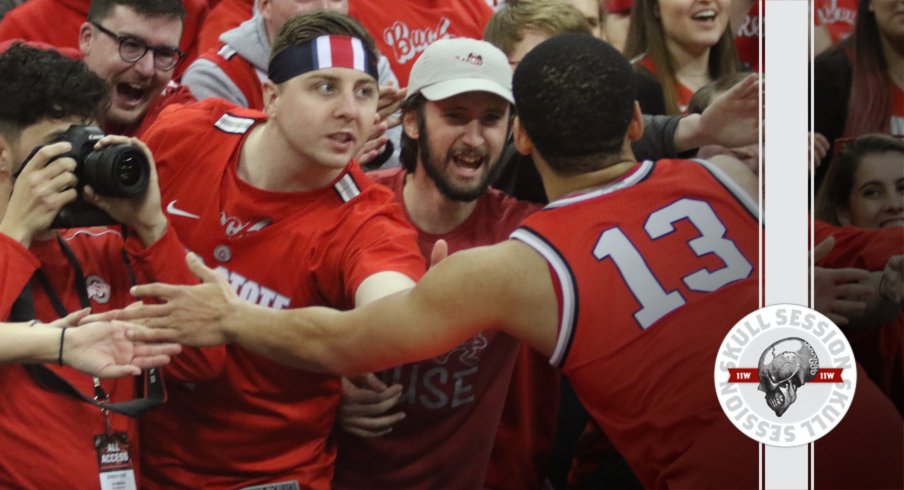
[127,243,559,375]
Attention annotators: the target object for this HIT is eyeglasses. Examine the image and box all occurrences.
[91,22,183,71]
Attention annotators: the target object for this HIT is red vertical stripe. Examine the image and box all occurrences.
[329,36,355,70]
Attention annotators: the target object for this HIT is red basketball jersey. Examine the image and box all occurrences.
[512,159,761,488]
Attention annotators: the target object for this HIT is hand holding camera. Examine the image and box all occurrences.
[81,133,168,247]
[0,141,79,247]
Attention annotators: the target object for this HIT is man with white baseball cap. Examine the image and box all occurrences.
[332,37,542,490]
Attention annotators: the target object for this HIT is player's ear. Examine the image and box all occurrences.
[626,102,644,141]
[512,116,533,156]
[0,134,14,174]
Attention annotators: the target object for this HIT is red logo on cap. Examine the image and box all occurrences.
[455,53,483,66]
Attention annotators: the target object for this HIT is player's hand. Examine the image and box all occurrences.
[120,253,238,347]
[0,141,78,246]
[82,135,168,247]
[430,239,448,269]
[339,373,405,438]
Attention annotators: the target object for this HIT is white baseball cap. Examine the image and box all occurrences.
[406,38,514,104]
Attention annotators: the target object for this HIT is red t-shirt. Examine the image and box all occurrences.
[0,0,208,77]
[347,0,493,86]
[137,100,425,489]
[333,168,537,489]
[733,1,762,72]
[638,55,695,113]
[0,226,190,489]
[813,0,858,44]
[512,159,762,488]
[195,0,254,55]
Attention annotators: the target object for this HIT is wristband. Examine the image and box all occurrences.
[58,327,68,366]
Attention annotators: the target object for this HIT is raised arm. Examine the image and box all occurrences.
[127,241,558,375]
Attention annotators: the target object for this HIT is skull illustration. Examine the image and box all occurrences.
[757,338,819,417]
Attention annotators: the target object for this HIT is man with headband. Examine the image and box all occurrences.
[134,10,425,489]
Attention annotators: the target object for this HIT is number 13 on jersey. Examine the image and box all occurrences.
[593,198,753,329]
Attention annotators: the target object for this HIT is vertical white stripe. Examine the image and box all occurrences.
[351,37,366,72]
[509,229,576,368]
[764,1,810,489]
[316,36,332,70]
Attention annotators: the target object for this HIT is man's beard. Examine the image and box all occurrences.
[417,117,505,202]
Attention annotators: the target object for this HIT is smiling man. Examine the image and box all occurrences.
[135,10,425,489]
[78,0,196,136]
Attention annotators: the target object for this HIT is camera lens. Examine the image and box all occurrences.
[82,145,150,197]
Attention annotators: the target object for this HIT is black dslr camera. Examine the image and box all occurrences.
[19,125,151,228]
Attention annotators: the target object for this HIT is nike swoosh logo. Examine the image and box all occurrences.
[166,200,200,219]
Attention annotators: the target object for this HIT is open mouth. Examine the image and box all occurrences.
[452,153,484,170]
[691,9,718,22]
[880,218,904,228]
[115,82,149,105]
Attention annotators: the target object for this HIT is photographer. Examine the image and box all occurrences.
[0,43,193,488]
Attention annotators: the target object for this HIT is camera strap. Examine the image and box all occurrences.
[13,234,165,418]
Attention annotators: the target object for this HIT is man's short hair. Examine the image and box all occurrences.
[0,43,109,138]
[88,0,186,22]
[513,34,635,175]
[270,10,378,65]
[398,93,427,173]
[484,0,591,57]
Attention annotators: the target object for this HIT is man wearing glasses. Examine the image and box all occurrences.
[79,0,195,137]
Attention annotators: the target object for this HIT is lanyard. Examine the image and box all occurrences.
[11,234,165,417]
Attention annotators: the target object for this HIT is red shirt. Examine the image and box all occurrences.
[138,100,425,489]
[733,1,762,72]
[638,55,694,113]
[512,159,761,488]
[333,168,538,490]
[813,0,858,44]
[195,0,254,55]
[347,0,493,86]
[0,0,208,77]
[0,226,190,489]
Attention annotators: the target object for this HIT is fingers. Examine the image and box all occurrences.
[351,372,389,391]
[812,236,835,262]
[827,267,871,284]
[340,411,407,438]
[126,325,182,343]
[130,354,176,370]
[341,376,402,406]
[17,141,72,176]
[130,282,183,301]
[430,239,449,269]
[186,252,222,285]
[96,365,142,378]
[829,298,867,317]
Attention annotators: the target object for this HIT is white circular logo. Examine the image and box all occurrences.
[213,244,232,263]
[713,304,857,447]
[85,275,111,304]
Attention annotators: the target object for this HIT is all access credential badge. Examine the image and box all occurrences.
[714,304,857,447]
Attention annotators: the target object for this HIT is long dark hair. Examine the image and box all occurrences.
[841,0,894,138]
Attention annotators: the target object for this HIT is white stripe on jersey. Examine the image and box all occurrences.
[214,114,255,134]
[334,173,361,203]
[510,228,576,369]
[218,44,238,60]
[693,158,760,219]
[545,160,654,209]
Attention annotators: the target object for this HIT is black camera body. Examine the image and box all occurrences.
[24,125,151,228]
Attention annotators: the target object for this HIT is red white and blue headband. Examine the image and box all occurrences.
[268,34,379,84]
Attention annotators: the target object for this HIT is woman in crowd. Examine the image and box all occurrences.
[624,0,739,114]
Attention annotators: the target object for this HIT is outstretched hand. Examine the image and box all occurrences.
[54,308,181,378]
[696,73,760,149]
[120,252,239,347]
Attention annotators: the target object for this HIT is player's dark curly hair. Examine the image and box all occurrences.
[0,43,110,139]
[88,0,186,22]
[513,34,635,175]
